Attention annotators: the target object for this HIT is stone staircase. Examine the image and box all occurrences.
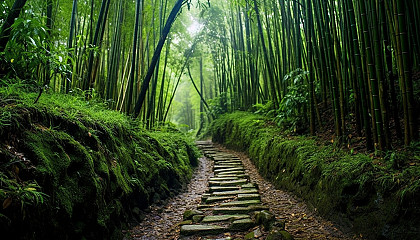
[179,141,293,239]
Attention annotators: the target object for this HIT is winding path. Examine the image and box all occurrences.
[128,141,359,239]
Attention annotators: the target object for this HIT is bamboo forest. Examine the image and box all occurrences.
[0,0,419,239]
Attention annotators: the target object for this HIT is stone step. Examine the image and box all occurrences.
[241,183,257,189]
[214,167,244,173]
[201,214,250,223]
[214,174,248,179]
[238,194,261,201]
[197,204,215,210]
[208,186,241,192]
[214,165,242,169]
[213,205,269,214]
[212,189,259,196]
[180,224,226,236]
[214,162,242,166]
[217,170,245,176]
[220,199,261,207]
[229,218,255,231]
[209,179,248,187]
[205,196,236,204]
[209,177,239,181]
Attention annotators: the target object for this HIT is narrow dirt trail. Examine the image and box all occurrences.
[127,153,213,239]
[128,141,360,240]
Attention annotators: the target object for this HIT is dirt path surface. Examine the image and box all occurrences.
[127,154,213,239]
[220,146,361,240]
[128,141,360,240]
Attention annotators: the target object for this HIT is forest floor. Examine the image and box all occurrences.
[126,141,363,240]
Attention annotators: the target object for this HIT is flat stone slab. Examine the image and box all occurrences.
[209,179,248,186]
[238,194,260,200]
[214,174,247,179]
[209,186,241,192]
[212,189,259,196]
[241,183,257,188]
[229,218,255,231]
[206,196,236,203]
[220,200,261,207]
[197,204,215,210]
[209,177,239,181]
[214,167,244,173]
[201,214,250,223]
[217,171,245,176]
[214,164,242,169]
[180,225,226,236]
[213,205,269,214]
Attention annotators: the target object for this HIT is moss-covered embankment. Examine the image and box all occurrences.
[210,112,420,239]
[0,90,199,239]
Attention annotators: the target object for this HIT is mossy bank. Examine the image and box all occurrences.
[0,88,199,239]
[210,112,420,240]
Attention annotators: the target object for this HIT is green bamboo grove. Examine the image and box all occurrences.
[0,0,418,150]
[202,0,419,150]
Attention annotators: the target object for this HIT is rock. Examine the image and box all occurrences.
[183,209,204,220]
[202,214,250,223]
[180,224,226,236]
[192,214,205,223]
[253,228,263,237]
[255,210,275,230]
[229,218,255,231]
[244,231,255,240]
[266,230,294,240]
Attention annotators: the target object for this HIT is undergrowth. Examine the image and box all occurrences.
[210,111,420,239]
[0,84,199,239]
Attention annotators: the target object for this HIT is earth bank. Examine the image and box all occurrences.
[210,112,420,240]
[0,90,199,239]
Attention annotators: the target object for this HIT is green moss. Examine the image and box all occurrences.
[0,89,200,239]
[210,111,420,239]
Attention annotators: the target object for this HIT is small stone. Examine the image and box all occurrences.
[183,209,204,220]
[229,218,255,231]
[266,230,294,240]
[254,228,263,237]
[244,231,255,240]
[255,210,275,230]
